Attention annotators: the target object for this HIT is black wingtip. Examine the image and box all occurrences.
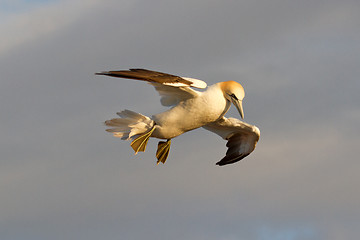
[215,153,250,166]
[216,161,227,166]
[95,71,108,75]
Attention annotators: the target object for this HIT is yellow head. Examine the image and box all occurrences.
[220,81,245,119]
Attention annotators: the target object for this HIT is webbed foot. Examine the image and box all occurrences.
[156,139,171,164]
[130,126,156,154]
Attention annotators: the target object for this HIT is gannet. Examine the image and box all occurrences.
[96,69,260,166]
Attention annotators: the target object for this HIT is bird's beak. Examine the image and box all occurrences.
[231,99,244,119]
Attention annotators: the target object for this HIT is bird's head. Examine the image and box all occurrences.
[220,81,245,119]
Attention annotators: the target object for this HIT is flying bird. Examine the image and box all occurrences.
[96,69,260,166]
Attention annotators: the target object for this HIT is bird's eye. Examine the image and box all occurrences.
[229,93,238,100]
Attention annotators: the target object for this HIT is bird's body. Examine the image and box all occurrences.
[97,69,260,166]
[152,83,229,139]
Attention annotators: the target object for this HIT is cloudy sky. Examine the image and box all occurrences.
[1,0,360,239]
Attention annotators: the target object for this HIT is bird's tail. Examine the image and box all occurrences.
[105,110,154,141]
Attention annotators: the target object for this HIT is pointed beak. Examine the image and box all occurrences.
[232,99,244,119]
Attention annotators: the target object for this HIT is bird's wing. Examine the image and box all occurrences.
[203,117,260,166]
[96,69,207,106]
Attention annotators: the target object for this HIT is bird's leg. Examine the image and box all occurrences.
[156,139,171,164]
[130,126,156,154]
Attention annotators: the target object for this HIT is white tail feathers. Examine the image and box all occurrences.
[105,110,154,140]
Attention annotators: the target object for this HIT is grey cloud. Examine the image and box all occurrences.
[1,0,360,239]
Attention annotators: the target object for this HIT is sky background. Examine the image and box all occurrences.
[1,0,360,239]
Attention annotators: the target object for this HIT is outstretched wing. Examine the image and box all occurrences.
[96,69,207,106]
[203,117,260,166]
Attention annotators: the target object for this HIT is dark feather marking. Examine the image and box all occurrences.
[96,68,193,85]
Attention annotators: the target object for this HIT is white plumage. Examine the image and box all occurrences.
[97,69,260,166]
